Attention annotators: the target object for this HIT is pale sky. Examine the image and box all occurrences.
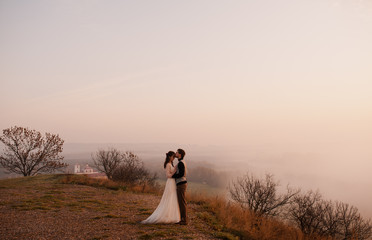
[1,0,371,146]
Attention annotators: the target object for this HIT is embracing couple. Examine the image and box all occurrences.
[141,149,188,225]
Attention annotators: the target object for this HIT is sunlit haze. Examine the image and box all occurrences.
[1,0,371,217]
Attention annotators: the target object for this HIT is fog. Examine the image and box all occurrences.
[53,142,372,220]
[0,140,370,219]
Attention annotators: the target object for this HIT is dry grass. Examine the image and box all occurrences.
[58,174,162,194]
[58,175,315,239]
[57,176,333,239]
[0,174,335,240]
[0,174,218,240]
[58,174,126,190]
[188,192,332,240]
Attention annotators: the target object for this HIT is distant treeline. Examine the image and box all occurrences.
[186,166,231,188]
[153,164,232,188]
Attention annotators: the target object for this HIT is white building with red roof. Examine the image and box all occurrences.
[74,163,107,178]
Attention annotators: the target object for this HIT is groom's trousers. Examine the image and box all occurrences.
[177,183,187,223]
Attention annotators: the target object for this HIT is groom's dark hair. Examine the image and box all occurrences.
[177,149,185,160]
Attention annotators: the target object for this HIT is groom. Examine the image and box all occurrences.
[172,148,188,225]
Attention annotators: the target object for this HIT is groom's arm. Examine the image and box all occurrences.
[172,162,184,178]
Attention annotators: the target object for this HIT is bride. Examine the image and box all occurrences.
[141,151,180,224]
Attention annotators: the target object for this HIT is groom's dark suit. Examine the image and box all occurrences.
[172,159,187,224]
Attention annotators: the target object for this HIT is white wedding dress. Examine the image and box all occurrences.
[141,163,181,224]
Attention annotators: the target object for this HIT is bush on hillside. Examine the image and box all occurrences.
[229,172,299,217]
[92,148,123,180]
[111,151,157,190]
[287,190,372,240]
[92,149,157,192]
[188,192,309,240]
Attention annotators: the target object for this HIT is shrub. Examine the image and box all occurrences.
[111,151,157,192]
[287,190,372,240]
[92,148,123,180]
[229,172,299,217]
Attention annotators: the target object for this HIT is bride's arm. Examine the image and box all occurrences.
[166,163,178,178]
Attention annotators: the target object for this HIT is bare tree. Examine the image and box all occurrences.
[0,126,66,176]
[320,200,341,238]
[229,172,299,217]
[336,202,372,240]
[112,151,157,188]
[92,148,122,180]
[92,149,156,189]
[286,190,326,236]
[287,191,372,240]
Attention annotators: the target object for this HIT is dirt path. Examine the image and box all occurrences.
[0,175,222,240]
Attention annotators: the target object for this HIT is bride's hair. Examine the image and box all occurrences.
[164,151,175,169]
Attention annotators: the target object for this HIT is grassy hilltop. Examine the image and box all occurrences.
[2,174,341,240]
[0,174,237,240]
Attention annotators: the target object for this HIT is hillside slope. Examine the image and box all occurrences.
[0,175,236,240]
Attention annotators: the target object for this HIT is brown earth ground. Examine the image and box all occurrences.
[0,175,236,240]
